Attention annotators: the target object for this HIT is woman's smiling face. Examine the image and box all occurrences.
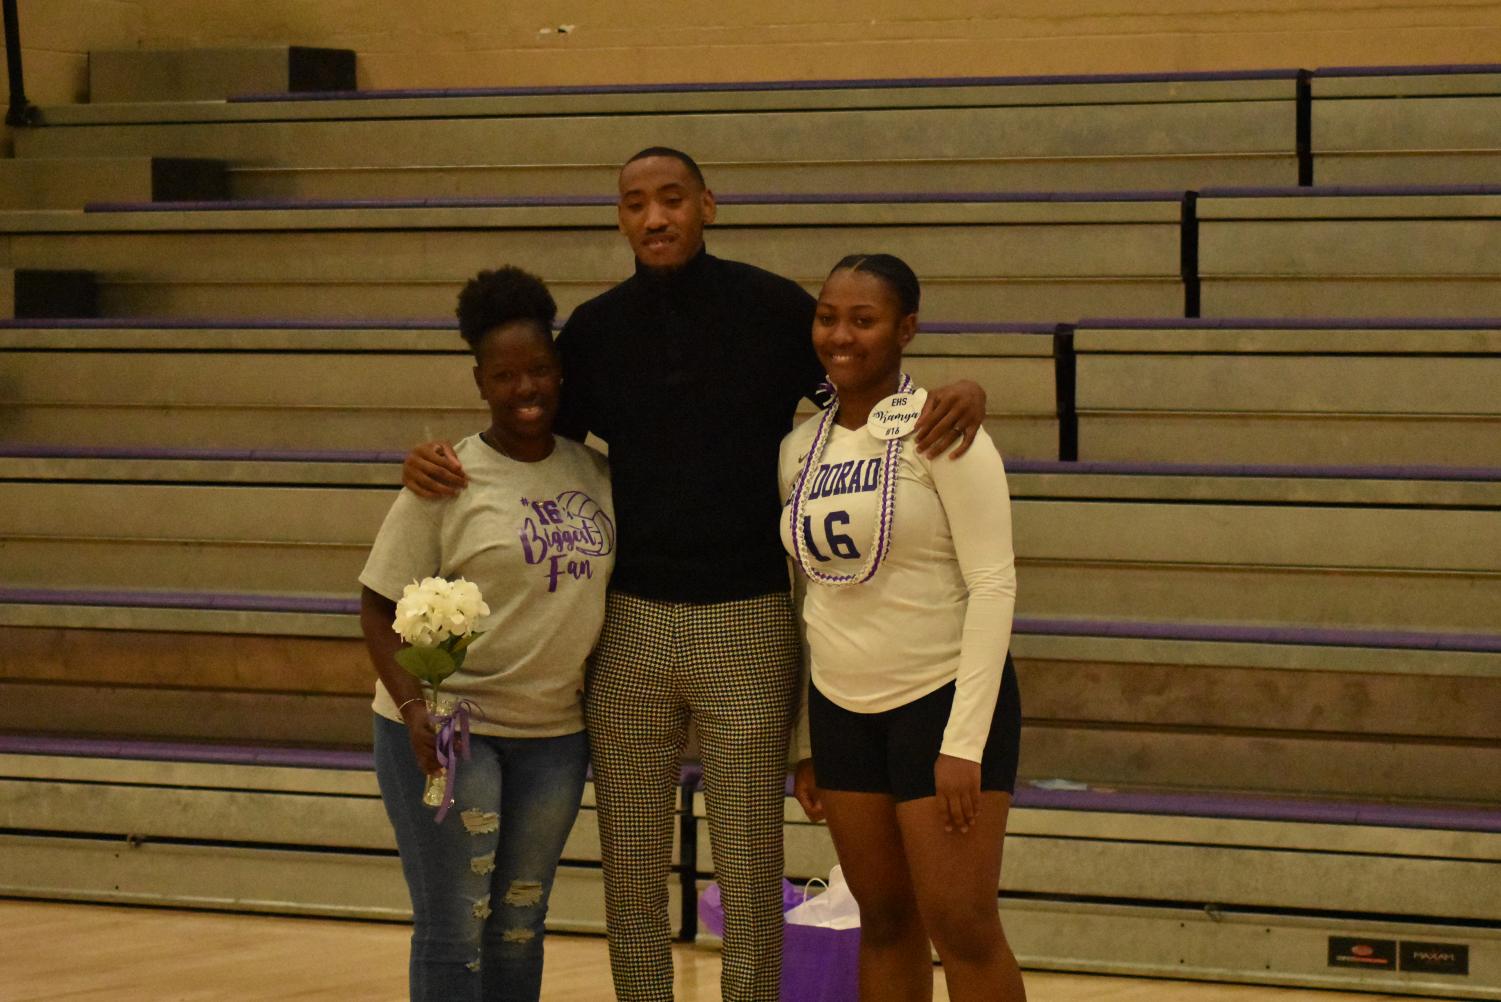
[473,320,561,443]
[813,267,917,401]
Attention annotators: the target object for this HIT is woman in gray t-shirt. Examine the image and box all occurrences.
[359,267,614,1002]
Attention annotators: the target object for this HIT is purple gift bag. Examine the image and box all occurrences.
[697,877,861,1002]
[780,922,860,1002]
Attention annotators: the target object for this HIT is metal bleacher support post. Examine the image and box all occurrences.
[1052,324,1079,461]
[3,0,38,127]
[1296,69,1315,186]
[677,770,699,942]
[1179,191,1201,319]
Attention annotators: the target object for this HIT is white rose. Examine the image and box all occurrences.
[394,580,442,646]
[429,594,458,633]
[448,578,489,634]
[392,576,489,647]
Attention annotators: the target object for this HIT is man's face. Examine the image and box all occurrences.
[617,156,717,273]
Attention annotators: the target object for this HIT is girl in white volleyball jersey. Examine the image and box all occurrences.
[781,254,1025,1002]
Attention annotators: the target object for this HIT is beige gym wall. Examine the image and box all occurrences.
[5,1,1501,106]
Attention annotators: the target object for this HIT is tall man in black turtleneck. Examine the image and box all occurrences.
[403,147,985,1002]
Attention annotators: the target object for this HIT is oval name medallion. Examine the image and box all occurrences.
[868,386,927,441]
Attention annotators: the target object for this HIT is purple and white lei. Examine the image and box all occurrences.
[788,373,914,586]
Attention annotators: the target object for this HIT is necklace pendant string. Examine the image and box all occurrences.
[789,373,913,586]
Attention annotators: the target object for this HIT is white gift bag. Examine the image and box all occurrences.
[784,864,861,930]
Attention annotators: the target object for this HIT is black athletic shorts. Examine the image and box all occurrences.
[808,652,1021,802]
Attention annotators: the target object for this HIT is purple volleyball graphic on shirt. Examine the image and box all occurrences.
[557,489,615,556]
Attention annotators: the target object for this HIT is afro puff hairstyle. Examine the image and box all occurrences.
[455,265,558,357]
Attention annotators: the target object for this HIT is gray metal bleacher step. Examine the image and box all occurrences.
[19,73,1299,196]
[0,742,679,934]
[3,453,1499,800]
[8,186,1499,325]
[224,154,1283,203]
[1197,186,1501,317]
[6,468,1498,631]
[0,157,229,210]
[0,322,1059,456]
[1073,319,1501,465]
[88,47,356,104]
[0,195,1187,323]
[12,66,1497,198]
[2,739,1496,996]
[1312,65,1501,186]
[43,72,1304,124]
[0,652,1495,796]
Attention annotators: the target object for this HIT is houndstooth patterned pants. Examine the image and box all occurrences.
[586,590,801,1002]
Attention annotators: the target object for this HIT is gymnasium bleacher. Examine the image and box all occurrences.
[2,53,1499,999]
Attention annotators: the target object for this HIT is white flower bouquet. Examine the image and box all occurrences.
[392,576,489,815]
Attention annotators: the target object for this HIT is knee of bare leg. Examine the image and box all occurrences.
[854,894,921,948]
[927,904,1002,963]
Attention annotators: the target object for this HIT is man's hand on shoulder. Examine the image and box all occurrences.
[914,379,987,459]
[403,441,467,498]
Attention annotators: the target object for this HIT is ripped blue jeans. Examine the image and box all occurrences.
[374,715,589,1002]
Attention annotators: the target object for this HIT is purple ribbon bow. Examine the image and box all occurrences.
[431,699,478,824]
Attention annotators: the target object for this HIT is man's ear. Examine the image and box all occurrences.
[701,187,717,226]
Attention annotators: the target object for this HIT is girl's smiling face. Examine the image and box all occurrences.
[813,267,917,402]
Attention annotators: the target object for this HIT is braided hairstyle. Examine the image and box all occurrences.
[827,253,920,315]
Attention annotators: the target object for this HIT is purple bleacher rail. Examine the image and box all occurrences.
[1076,316,1501,330]
[82,190,1187,215]
[0,587,359,615]
[227,68,1303,104]
[1011,616,1501,653]
[1003,458,1501,482]
[82,194,618,214]
[0,733,372,770]
[10,442,1498,482]
[719,190,1185,204]
[9,316,1497,334]
[1199,183,1501,198]
[1314,63,1501,78]
[1013,785,1501,834]
[918,322,1061,335]
[0,443,402,463]
[773,772,1500,833]
[0,316,454,330]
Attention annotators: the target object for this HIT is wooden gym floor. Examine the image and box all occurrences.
[1,899,1418,1001]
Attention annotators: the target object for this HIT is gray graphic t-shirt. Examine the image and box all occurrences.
[360,434,615,737]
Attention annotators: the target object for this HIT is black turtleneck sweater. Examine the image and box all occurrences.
[554,248,822,603]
